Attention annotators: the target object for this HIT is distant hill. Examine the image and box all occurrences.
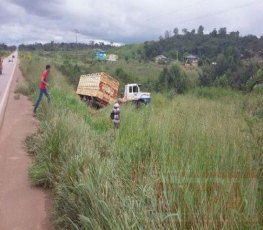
[142,28,263,61]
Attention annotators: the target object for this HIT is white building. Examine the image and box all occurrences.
[107,54,118,62]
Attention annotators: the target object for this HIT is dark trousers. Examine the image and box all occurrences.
[33,88,50,113]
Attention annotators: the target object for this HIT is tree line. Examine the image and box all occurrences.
[0,43,16,51]
[18,41,113,51]
[143,26,263,60]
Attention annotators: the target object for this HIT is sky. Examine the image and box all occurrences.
[0,0,263,45]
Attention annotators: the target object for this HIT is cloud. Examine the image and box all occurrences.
[9,0,63,19]
[0,0,262,45]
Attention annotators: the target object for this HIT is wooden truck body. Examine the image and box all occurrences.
[76,72,119,108]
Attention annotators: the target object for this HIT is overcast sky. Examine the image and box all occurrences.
[1,0,263,45]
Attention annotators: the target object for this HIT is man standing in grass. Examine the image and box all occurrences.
[112,100,120,128]
[33,64,51,114]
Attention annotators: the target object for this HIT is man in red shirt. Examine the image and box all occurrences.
[33,65,51,113]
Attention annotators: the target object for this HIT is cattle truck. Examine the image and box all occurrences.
[76,72,151,108]
[76,72,119,108]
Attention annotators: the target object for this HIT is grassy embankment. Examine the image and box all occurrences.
[0,50,12,58]
[18,51,262,229]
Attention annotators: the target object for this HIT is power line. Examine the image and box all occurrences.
[75,29,79,43]
[144,0,209,21]
[176,0,261,25]
[145,0,261,29]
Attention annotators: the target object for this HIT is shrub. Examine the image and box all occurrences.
[15,79,30,96]
[157,64,190,94]
[57,60,86,88]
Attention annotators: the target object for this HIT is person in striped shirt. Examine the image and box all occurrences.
[112,101,120,129]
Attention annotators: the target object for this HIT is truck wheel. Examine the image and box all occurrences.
[136,100,145,109]
[87,99,92,107]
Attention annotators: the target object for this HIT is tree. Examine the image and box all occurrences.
[124,55,129,63]
[190,29,196,35]
[182,28,188,35]
[210,28,217,37]
[173,27,179,36]
[115,68,133,92]
[246,68,263,91]
[218,27,227,36]
[157,65,188,93]
[198,64,216,86]
[197,25,204,35]
[143,41,161,59]
[165,30,170,39]
[89,40,94,47]
[229,31,239,39]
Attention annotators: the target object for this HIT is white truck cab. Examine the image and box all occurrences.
[123,83,151,104]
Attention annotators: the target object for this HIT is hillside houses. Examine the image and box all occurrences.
[184,55,198,66]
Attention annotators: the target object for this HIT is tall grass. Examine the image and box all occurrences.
[21,52,262,229]
[15,78,31,96]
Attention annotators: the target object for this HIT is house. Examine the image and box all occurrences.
[185,55,198,66]
[155,55,169,64]
[107,54,118,62]
[96,49,107,61]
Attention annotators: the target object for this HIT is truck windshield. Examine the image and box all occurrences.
[133,86,138,93]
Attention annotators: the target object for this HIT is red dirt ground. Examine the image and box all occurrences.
[0,60,53,230]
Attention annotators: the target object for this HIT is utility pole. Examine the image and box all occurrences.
[75,30,78,44]
[75,29,78,56]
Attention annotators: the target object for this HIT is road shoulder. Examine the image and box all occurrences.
[0,59,53,230]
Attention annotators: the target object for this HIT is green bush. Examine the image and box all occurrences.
[57,60,91,88]
[156,64,190,94]
[15,79,31,96]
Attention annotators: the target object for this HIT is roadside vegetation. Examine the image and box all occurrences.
[19,50,262,229]
[0,50,11,58]
[0,43,16,57]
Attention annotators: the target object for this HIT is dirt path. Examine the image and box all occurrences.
[0,59,53,230]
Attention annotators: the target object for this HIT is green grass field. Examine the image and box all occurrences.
[18,51,263,229]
